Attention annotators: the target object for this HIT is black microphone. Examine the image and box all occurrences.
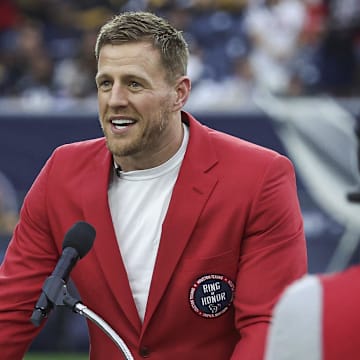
[31,221,96,326]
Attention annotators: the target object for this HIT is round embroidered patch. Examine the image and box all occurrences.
[189,274,235,318]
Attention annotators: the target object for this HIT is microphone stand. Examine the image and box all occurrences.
[64,296,134,360]
[31,276,134,360]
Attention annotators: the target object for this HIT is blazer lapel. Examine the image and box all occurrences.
[79,115,218,335]
[142,115,218,331]
[81,142,142,334]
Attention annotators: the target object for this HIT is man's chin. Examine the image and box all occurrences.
[107,143,137,158]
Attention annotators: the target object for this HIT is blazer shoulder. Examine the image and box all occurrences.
[48,137,109,174]
[320,265,360,293]
[207,126,288,165]
[55,137,106,155]
[185,113,293,174]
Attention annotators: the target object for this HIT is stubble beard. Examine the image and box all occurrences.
[102,105,172,159]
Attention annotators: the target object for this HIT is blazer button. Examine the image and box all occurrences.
[139,346,150,357]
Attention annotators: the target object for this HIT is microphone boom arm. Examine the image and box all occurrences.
[31,276,134,360]
[64,297,134,360]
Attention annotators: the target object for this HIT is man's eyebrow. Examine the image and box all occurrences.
[95,72,108,81]
[95,72,152,88]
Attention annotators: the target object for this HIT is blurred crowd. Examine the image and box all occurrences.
[0,171,18,237]
[0,0,360,111]
[0,170,18,262]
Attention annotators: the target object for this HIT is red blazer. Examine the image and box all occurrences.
[321,266,360,360]
[0,112,307,359]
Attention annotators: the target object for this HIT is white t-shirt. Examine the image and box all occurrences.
[108,124,189,322]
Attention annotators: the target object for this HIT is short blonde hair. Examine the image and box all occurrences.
[95,11,189,83]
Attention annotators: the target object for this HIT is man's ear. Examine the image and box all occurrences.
[173,76,191,111]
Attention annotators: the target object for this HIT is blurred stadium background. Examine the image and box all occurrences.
[0,0,359,358]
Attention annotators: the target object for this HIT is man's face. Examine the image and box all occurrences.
[96,42,181,171]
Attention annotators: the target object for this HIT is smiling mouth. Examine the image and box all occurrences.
[111,119,136,130]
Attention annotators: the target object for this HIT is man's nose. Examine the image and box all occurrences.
[108,83,128,107]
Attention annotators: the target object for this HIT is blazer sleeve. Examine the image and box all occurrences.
[231,154,308,359]
[0,152,60,359]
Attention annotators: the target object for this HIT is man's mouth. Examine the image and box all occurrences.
[111,119,136,130]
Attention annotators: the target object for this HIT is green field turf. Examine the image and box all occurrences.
[24,353,88,360]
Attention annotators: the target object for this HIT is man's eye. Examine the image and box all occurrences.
[98,80,111,89]
[129,81,141,89]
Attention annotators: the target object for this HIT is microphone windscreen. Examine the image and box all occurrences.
[62,221,96,258]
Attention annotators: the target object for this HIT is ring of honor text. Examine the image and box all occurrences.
[189,274,235,318]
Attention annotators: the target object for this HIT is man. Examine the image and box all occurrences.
[264,268,360,360]
[265,123,360,360]
[0,11,307,359]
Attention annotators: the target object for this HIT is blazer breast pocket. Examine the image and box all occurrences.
[179,248,239,278]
